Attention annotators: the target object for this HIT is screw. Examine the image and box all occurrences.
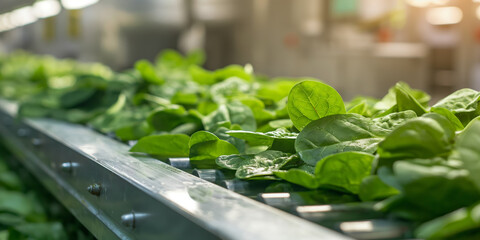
[31,138,43,146]
[121,212,148,229]
[17,128,29,137]
[121,212,136,229]
[87,183,102,196]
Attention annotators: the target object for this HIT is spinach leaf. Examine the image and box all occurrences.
[287,80,345,131]
[202,102,256,132]
[227,128,297,153]
[147,106,201,132]
[358,175,399,202]
[377,114,455,162]
[380,161,480,221]
[415,203,480,240]
[115,122,153,141]
[210,77,251,103]
[295,114,386,165]
[346,100,366,115]
[430,107,464,131]
[314,152,374,194]
[455,120,480,190]
[189,131,238,162]
[216,150,296,179]
[275,152,374,194]
[372,110,417,131]
[129,134,190,157]
[135,60,164,85]
[240,97,276,125]
[432,89,480,125]
[395,83,427,115]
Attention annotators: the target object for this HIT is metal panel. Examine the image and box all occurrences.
[0,99,350,240]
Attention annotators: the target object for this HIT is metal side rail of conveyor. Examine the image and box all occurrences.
[0,99,412,240]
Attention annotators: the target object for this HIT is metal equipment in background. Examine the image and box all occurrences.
[2,0,480,99]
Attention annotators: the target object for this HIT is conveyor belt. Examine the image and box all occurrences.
[0,99,352,240]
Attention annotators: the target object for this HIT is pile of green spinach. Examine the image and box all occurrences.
[2,50,480,239]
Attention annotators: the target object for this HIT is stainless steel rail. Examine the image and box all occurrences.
[0,99,350,240]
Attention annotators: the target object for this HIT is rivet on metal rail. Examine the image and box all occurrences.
[121,212,148,229]
[31,138,43,146]
[87,183,102,196]
[17,128,30,137]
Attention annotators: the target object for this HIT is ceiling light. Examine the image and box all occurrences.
[406,0,431,8]
[33,0,61,19]
[426,6,463,25]
[60,0,99,10]
[10,6,38,27]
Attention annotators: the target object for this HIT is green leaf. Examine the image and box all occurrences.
[171,92,198,105]
[415,203,480,240]
[115,122,153,141]
[256,79,297,102]
[395,83,427,116]
[295,114,386,165]
[12,222,67,240]
[372,110,417,131]
[314,152,374,194]
[373,82,430,115]
[432,89,480,125]
[0,189,36,217]
[377,114,455,162]
[189,131,219,147]
[358,175,399,202]
[189,131,239,162]
[147,106,201,132]
[346,100,366,115]
[389,161,480,220]
[130,134,190,157]
[189,65,217,85]
[268,119,293,129]
[227,128,297,153]
[346,96,379,117]
[216,151,296,179]
[59,88,96,108]
[214,65,253,82]
[430,107,464,130]
[287,80,346,131]
[275,152,374,194]
[210,77,252,103]
[274,169,318,189]
[455,120,480,190]
[135,60,164,84]
[240,97,276,125]
[202,102,256,132]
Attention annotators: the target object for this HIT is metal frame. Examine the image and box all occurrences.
[0,99,350,240]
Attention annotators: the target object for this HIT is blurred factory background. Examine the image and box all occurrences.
[0,0,480,100]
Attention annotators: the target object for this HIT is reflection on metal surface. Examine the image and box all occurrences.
[298,205,333,213]
[60,161,79,173]
[339,220,409,240]
[165,190,199,212]
[261,192,291,199]
[340,221,374,232]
